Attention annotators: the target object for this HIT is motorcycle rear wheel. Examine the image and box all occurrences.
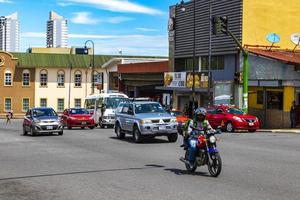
[207,152,222,177]
[184,150,197,173]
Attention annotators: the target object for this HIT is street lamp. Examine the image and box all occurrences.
[179,0,196,117]
[84,40,95,94]
[179,0,213,113]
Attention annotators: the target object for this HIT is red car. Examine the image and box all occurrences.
[206,105,259,132]
[61,108,95,130]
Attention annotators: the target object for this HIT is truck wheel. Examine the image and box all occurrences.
[168,133,178,143]
[133,126,143,143]
[115,123,125,139]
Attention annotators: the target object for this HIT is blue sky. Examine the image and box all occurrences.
[0,0,180,56]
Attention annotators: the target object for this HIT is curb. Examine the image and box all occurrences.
[258,129,300,134]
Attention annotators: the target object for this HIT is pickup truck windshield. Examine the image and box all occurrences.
[135,103,165,114]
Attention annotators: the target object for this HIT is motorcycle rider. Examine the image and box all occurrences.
[181,107,213,166]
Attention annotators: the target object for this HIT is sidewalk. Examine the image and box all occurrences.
[258,129,300,134]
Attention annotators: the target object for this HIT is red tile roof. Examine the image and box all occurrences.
[118,61,169,73]
[247,49,300,65]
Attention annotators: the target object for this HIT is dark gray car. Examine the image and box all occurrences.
[23,107,64,136]
[115,101,178,143]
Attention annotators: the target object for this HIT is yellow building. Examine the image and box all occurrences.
[243,0,300,49]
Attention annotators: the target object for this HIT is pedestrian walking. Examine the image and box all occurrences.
[290,101,296,128]
[6,111,12,124]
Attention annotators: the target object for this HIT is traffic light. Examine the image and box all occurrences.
[234,71,243,84]
[212,16,221,35]
[219,16,228,34]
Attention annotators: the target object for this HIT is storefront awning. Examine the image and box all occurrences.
[155,86,209,93]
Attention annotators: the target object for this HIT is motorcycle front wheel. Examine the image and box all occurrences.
[184,150,197,173]
[207,152,222,177]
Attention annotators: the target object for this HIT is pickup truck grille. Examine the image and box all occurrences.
[152,120,160,123]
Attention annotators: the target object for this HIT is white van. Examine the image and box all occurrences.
[85,93,129,128]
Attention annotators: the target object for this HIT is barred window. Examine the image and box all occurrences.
[40,98,47,107]
[5,98,12,111]
[57,70,65,87]
[75,99,81,108]
[22,70,30,86]
[74,71,82,87]
[57,99,64,112]
[40,70,48,87]
[23,98,30,112]
[5,72,12,86]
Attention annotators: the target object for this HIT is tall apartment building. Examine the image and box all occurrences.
[0,12,20,52]
[46,11,68,48]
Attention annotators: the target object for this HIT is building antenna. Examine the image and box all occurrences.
[291,33,300,52]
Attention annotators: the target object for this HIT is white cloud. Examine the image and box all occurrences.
[57,2,73,7]
[71,12,99,25]
[106,16,133,24]
[60,0,163,15]
[136,28,158,32]
[0,0,13,3]
[21,32,46,38]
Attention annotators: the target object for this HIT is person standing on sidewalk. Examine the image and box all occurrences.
[6,111,12,124]
[290,101,296,128]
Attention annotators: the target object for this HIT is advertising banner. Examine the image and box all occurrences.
[186,72,209,89]
[164,72,186,87]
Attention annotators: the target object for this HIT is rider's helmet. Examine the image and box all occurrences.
[194,107,207,117]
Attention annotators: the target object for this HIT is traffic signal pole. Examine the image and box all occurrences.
[226,29,249,113]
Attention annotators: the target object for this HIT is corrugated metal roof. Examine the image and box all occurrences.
[248,49,300,65]
[11,53,113,68]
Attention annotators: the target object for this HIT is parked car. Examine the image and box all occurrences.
[206,105,260,132]
[115,101,178,143]
[23,107,64,136]
[61,108,95,129]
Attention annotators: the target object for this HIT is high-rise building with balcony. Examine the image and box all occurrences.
[46,11,68,48]
[0,12,20,52]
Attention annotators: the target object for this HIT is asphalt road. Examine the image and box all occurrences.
[0,119,299,200]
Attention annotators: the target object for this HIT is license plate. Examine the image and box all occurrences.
[249,122,254,126]
[82,122,87,125]
[46,126,53,130]
[159,126,166,130]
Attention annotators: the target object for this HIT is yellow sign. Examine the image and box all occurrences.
[186,72,209,89]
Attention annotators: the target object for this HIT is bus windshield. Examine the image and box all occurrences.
[104,97,129,109]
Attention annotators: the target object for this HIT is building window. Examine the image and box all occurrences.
[75,99,81,108]
[4,71,12,86]
[201,56,225,71]
[22,98,30,112]
[175,57,199,72]
[4,98,12,112]
[57,70,65,87]
[22,70,30,86]
[40,98,47,107]
[57,99,64,112]
[93,72,102,87]
[267,91,283,110]
[40,70,48,87]
[257,91,263,105]
[74,71,82,87]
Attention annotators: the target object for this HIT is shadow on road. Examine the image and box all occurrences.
[0,164,165,182]
[109,136,169,144]
[164,168,211,177]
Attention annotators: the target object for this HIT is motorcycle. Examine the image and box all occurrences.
[180,127,222,177]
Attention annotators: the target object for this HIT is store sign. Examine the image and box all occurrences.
[186,72,209,89]
[164,72,186,87]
